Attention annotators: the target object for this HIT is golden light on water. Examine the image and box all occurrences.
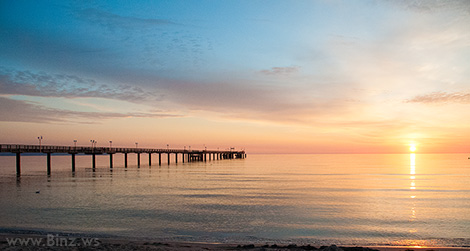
[410,153,416,175]
[409,153,417,229]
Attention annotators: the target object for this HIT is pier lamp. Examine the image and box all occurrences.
[90,140,97,148]
[189,146,191,152]
[167,144,169,150]
[73,140,77,148]
[109,141,112,148]
[184,146,186,151]
[135,142,138,148]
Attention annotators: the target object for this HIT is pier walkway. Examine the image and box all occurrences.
[0,144,246,176]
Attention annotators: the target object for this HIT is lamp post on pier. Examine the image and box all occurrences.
[90,140,97,153]
[38,136,43,153]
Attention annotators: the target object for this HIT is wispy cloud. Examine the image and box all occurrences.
[0,97,180,123]
[0,68,161,102]
[388,0,470,14]
[259,66,300,76]
[161,78,357,125]
[76,8,178,30]
[406,91,470,104]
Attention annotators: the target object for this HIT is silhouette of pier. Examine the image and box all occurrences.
[0,144,246,176]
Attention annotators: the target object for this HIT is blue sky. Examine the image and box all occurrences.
[1,0,469,153]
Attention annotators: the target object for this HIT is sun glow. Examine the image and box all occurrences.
[409,144,417,152]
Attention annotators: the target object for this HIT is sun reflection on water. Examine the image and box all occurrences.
[409,153,417,232]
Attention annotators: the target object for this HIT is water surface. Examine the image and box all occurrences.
[0,153,469,246]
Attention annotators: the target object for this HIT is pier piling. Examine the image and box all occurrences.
[109,154,113,169]
[71,153,76,172]
[47,153,51,175]
[92,154,96,171]
[16,152,21,176]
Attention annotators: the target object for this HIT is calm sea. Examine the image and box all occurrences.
[0,153,469,247]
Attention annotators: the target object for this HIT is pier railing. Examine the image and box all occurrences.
[0,144,241,154]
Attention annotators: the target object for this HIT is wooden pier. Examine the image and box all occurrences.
[0,144,246,176]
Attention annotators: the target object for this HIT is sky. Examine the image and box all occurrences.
[0,0,469,153]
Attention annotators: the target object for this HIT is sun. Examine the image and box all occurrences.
[409,144,417,152]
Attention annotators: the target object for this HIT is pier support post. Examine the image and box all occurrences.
[137,153,140,167]
[47,153,51,175]
[167,153,170,165]
[109,154,113,169]
[209,153,211,161]
[175,153,178,163]
[16,152,21,176]
[149,153,152,166]
[124,153,128,168]
[71,153,76,172]
[182,153,185,163]
[92,154,96,171]
[159,153,161,166]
